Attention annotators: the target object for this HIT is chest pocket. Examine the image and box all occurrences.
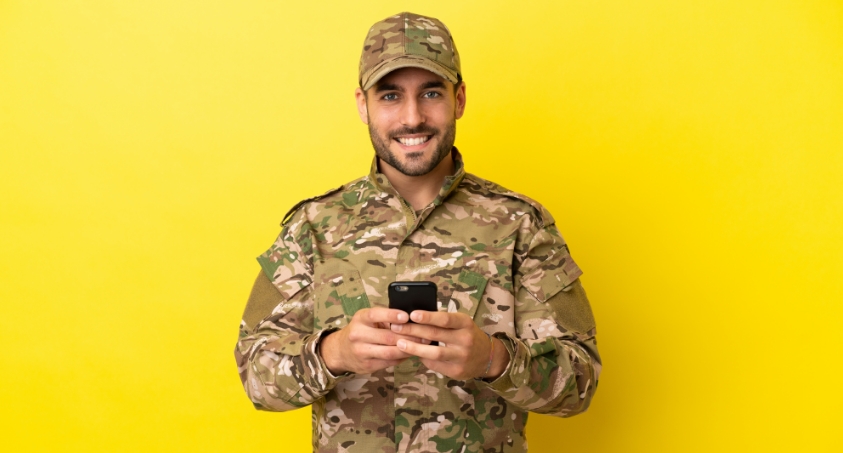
[313,267,371,332]
[441,268,488,319]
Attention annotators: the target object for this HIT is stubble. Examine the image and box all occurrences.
[368,120,456,177]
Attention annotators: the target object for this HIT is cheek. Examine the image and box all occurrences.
[369,112,399,133]
[428,102,456,119]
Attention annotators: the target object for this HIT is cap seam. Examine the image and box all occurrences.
[401,12,408,55]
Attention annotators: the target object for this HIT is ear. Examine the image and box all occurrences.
[355,87,369,124]
[454,82,467,120]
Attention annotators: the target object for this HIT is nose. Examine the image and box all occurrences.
[399,96,425,128]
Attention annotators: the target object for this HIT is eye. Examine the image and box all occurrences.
[381,93,398,101]
[422,91,441,99]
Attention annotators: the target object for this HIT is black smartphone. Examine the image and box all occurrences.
[388,281,438,322]
[388,281,438,346]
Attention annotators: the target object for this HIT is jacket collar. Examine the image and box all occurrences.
[368,148,466,207]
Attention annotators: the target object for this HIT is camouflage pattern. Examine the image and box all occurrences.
[359,12,461,90]
[235,150,601,452]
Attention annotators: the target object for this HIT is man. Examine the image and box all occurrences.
[235,12,601,453]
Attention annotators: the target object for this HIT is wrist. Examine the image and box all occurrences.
[319,330,346,375]
[476,333,507,381]
[485,338,508,379]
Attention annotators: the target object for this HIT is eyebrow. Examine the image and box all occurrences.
[420,80,447,90]
[373,80,448,93]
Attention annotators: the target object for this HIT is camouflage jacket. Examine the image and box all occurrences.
[235,150,601,453]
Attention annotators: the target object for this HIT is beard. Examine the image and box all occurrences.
[368,118,456,177]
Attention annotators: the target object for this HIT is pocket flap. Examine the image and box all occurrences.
[441,268,488,318]
[520,249,582,303]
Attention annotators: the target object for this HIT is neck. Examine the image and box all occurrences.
[379,152,455,211]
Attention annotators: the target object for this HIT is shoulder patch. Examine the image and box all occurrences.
[476,177,555,229]
[281,185,344,226]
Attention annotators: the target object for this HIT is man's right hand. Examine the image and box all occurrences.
[319,307,419,375]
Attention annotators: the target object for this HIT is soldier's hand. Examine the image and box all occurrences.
[320,307,423,375]
[390,311,510,380]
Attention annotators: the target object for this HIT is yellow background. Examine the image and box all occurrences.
[2,1,841,451]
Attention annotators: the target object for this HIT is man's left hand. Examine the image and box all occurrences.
[390,310,509,380]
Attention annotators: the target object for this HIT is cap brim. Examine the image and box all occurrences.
[361,56,459,91]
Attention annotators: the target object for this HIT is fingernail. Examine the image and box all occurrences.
[391,324,403,332]
[397,340,407,350]
[396,312,409,322]
[411,311,422,322]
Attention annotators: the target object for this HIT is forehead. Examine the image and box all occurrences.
[373,67,450,91]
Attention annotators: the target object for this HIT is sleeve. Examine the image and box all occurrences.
[234,218,347,412]
[477,223,602,417]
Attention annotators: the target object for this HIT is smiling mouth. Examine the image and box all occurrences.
[395,136,432,146]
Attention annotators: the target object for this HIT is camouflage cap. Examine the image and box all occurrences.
[359,12,462,91]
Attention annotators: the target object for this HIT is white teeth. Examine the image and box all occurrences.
[398,136,429,146]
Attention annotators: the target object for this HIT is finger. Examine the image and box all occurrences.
[349,324,430,347]
[409,310,471,329]
[396,339,452,362]
[402,336,430,345]
[390,322,452,344]
[384,329,431,344]
[356,344,413,361]
[387,326,430,344]
[360,307,410,325]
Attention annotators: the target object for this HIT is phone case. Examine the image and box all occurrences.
[388,281,438,321]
